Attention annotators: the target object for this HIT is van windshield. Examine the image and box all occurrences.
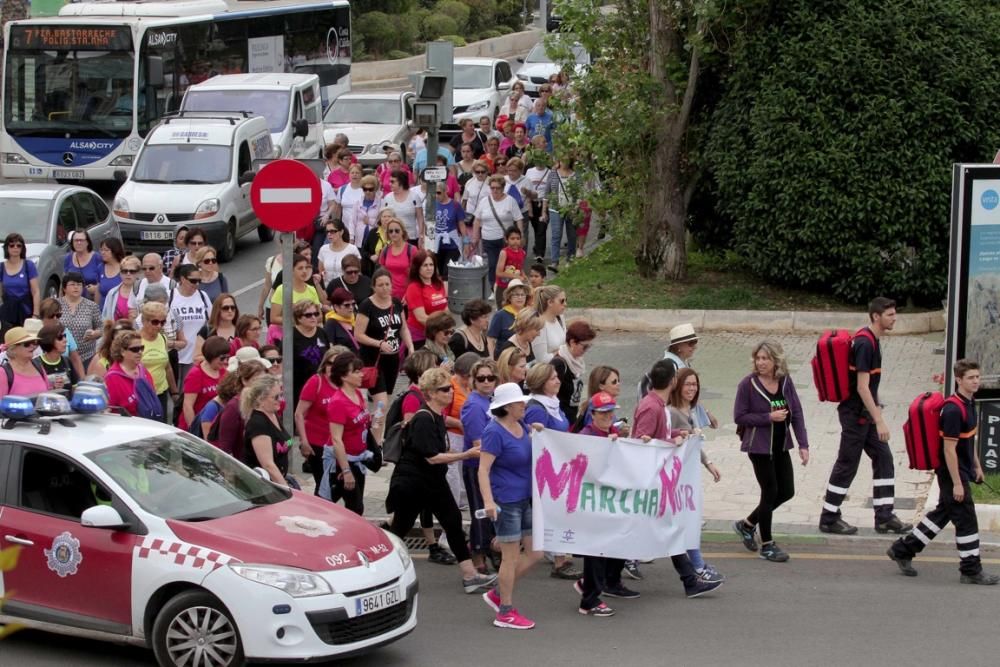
[131,144,232,184]
[182,90,290,134]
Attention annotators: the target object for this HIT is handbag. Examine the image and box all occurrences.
[361,303,394,389]
[364,429,383,472]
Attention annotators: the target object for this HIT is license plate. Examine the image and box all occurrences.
[141,230,174,241]
[52,170,84,179]
[354,586,400,617]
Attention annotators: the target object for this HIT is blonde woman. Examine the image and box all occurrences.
[139,300,178,420]
[342,168,382,245]
[194,245,228,302]
[530,285,567,363]
[493,307,542,363]
[241,374,292,486]
[497,347,528,386]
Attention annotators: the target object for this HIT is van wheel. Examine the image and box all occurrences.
[44,278,60,300]
[257,224,274,243]
[152,590,244,667]
[219,221,237,262]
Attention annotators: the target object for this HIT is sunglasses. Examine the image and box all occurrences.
[387,228,402,235]
[148,318,165,326]
[188,240,204,246]
[121,268,139,275]
[475,374,497,383]
[475,170,488,175]
[301,311,321,318]
[344,269,360,275]
[126,345,143,354]
[7,242,22,248]
[362,187,375,192]
[265,356,282,364]
[18,340,38,349]
[388,159,401,163]
[221,304,237,312]
[186,277,202,284]
[435,385,454,393]
[55,333,66,341]
[443,329,455,337]
[50,311,63,318]
[201,257,218,265]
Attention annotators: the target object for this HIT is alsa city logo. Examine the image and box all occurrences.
[69,141,115,150]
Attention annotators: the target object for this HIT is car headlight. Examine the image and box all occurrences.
[194,198,220,220]
[112,197,129,218]
[4,153,28,164]
[466,100,490,113]
[384,530,412,570]
[516,73,528,81]
[230,564,333,598]
[109,155,133,166]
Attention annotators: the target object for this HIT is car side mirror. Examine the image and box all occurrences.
[81,505,127,529]
[239,170,255,186]
[498,81,511,92]
[516,57,524,63]
[293,118,309,138]
[254,466,271,481]
[113,169,128,183]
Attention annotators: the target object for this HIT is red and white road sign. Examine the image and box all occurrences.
[249,159,321,233]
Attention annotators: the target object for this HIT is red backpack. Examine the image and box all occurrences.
[811,328,875,402]
[902,392,968,470]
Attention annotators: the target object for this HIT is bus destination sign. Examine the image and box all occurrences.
[9,26,133,51]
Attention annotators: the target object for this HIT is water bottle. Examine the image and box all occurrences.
[373,400,385,423]
[474,507,500,519]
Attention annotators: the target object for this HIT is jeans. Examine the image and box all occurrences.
[483,237,505,286]
[548,210,576,265]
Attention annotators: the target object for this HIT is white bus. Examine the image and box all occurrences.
[1,0,351,182]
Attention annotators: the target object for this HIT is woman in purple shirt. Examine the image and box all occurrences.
[460,358,499,571]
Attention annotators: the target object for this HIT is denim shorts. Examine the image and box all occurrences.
[494,498,532,543]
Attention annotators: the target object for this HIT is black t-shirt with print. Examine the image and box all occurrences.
[243,410,290,476]
[357,297,405,365]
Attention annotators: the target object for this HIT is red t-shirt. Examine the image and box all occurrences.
[104,362,155,417]
[179,364,226,429]
[380,244,414,300]
[401,384,423,419]
[327,387,371,456]
[496,247,526,289]
[405,280,448,335]
[300,374,338,446]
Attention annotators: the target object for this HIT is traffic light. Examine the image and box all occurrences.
[410,68,448,128]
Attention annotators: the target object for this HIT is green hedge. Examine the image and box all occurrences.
[704,0,1000,304]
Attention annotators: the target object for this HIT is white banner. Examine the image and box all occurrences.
[531,430,703,560]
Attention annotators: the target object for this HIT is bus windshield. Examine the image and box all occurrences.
[4,49,135,139]
[131,144,232,184]
[181,90,290,134]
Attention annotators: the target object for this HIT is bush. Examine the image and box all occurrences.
[439,34,467,47]
[494,24,514,35]
[391,11,422,51]
[493,0,524,31]
[704,0,1000,304]
[386,49,412,60]
[477,29,502,40]
[353,12,396,57]
[422,13,459,40]
[434,0,470,33]
[462,0,497,34]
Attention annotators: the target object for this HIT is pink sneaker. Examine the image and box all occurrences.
[482,587,501,612]
[494,607,535,630]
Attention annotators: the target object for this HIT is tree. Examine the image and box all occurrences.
[550,0,761,280]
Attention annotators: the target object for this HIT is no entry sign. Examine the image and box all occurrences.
[250,159,321,233]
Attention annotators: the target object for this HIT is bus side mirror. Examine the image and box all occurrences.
[293,118,309,138]
[146,56,164,88]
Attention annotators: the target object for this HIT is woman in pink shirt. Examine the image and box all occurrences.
[294,347,341,493]
[378,217,416,301]
[0,326,48,398]
[105,331,156,416]
[179,335,229,429]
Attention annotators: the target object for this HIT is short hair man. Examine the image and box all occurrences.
[887,360,999,585]
[820,297,911,535]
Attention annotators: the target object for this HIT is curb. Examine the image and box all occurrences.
[564,308,945,335]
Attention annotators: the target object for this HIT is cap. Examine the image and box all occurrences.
[489,382,529,411]
[5,326,39,347]
[590,391,619,412]
[669,323,698,346]
[227,346,272,373]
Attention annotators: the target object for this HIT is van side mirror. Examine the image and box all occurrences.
[498,81,511,92]
[293,118,309,138]
[239,170,255,186]
[113,169,128,183]
[516,57,525,63]
[146,55,164,88]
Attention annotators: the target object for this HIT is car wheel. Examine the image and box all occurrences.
[257,224,274,243]
[152,590,244,667]
[44,278,60,300]
[219,220,237,263]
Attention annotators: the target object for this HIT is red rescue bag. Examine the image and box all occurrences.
[902,392,967,471]
[811,328,875,402]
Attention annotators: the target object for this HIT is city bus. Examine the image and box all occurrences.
[1,0,351,182]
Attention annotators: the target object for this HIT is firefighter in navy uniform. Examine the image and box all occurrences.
[887,360,999,584]
[819,297,912,535]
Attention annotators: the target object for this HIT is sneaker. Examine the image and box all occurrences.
[875,515,913,534]
[572,578,585,595]
[886,547,918,577]
[603,583,640,599]
[550,561,583,580]
[819,518,858,535]
[463,572,498,594]
[960,572,1000,585]
[494,608,536,629]
[696,564,725,583]
[428,544,457,565]
[759,542,790,563]
[547,264,559,274]
[482,587,501,612]
[535,255,545,264]
[623,560,644,580]
[733,520,758,552]
[685,579,724,598]
[579,602,615,617]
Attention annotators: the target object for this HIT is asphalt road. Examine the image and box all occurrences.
[4,539,998,666]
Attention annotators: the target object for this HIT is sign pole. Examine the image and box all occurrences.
[425,127,439,246]
[281,231,295,435]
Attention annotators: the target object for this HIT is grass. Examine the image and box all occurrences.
[551,241,865,311]
[970,474,1000,505]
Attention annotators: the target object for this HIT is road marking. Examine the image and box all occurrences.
[261,187,313,203]
[232,278,265,297]
[702,551,1000,564]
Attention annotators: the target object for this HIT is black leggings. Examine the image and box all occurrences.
[747,450,795,543]
[388,478,471,563]
[309,445,366,515]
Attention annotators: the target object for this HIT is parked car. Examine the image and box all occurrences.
[0,392,418,666]
[0,183,120,299]
[516,40,591,97]
[322,92,414,167]
[443,57,517,139]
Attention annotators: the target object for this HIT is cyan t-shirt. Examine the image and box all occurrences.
[481,419,532,503]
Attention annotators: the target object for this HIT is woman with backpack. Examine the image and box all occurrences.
[179,336,229,430]
[105,331,157,417]
[0,326,48,398]
[191,359,260,441]
[138,300,178,421]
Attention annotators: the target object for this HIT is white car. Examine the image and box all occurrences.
[515,40,591,97]
[0,391,417,666]
[447,57,518,131]
[322,92,414,167]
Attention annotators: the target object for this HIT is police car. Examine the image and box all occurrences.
[0,387,417,666]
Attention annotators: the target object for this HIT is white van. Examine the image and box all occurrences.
[179,73,324,161]
[112,113,275,261]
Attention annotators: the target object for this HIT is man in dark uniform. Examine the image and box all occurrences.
[820,296,912,535]
[887,359,999,584]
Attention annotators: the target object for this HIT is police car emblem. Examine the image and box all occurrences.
[44,531,83,577]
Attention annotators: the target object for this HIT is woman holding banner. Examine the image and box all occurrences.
[480,382,545,629]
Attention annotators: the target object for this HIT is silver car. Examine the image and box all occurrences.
[0,184,120,299]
